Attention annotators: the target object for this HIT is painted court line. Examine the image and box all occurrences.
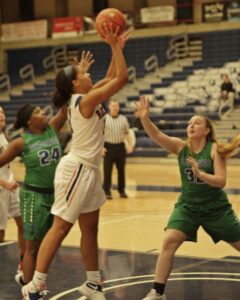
[0,241,15,247]
[49,272,240,299]
[99,215,143,225]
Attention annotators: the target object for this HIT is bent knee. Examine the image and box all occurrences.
[51,217,72,237]
[52,225,71,238]
[25,245,40,258]
[162,232,186,251]
[82,225,98,238]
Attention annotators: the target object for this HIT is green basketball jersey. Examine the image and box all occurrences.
[21,126,62,188]
[177,141,228,207]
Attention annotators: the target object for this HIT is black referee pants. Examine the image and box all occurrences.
[103,142,126,194]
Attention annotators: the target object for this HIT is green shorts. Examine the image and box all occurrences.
[166,203,240,243]
[20,187,54,240]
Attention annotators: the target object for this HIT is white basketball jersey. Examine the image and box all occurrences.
[0,133,13,183]
[68,94,106,168]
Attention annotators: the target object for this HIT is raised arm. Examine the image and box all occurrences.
[49,105,68,132]
[93,30,131,90]
[135,96,185,155]
[80,26,128,117]
[92,57,115,90]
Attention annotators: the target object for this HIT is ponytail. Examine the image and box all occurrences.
[203,116,240,157]
[52,67,76,108]
[52,90,71,108]
[187,114,240,158]
[217,134,240,158]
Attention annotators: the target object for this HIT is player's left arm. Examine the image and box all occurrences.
[49,105,68,132]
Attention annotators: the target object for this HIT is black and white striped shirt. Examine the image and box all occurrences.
[104,114,129,144]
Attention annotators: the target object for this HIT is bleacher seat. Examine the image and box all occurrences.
[1,28,240,157]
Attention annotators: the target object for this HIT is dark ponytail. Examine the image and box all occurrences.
[52,89,71,108]
[52,66,76,108]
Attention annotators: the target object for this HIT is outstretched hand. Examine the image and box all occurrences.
[73,51,94,74]
[118,29,132,49]
[135,96,150,119]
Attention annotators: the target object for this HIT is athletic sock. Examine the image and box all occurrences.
[153,282,165,295]
[29,271,47,292]
[86,271,101,284]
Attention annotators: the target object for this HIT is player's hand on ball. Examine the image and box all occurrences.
[100,24,120,45]
[118,29,132,49]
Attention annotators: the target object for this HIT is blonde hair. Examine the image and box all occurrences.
[217,134,240,157]
[188,115,240,158]
[0,106,5,133]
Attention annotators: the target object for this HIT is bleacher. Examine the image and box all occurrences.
[0,27,240,157]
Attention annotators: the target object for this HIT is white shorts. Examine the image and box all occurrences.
[51,154,106,224]
[0,187,21,230]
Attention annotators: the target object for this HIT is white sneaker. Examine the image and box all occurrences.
[142,289,166,300]
[22,283,48,300]
[15,272,26,287]
[79,281,106,300]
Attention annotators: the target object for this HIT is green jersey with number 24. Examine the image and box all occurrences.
[20,126,62,189]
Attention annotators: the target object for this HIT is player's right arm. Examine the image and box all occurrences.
[135,96,185,155]
[80,26,128,118]
[0,137,24,167]
[93,30,131,89]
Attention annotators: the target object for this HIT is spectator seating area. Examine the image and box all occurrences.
[0,28,240,157]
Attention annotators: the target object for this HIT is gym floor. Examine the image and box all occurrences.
[1,159,240,300]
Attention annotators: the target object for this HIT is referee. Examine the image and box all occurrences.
[102,100,133,199]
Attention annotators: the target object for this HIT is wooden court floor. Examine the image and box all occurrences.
[2,158,240,300]
[5,158,240,258]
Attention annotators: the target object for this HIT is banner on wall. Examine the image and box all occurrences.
[202,2,227,22]
[202,1,240,22]
[0,20,47,42]
[52,16,83,38]
[227,0,240,21]
[140,6,175,23]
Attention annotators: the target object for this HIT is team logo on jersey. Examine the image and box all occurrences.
[75,96,83,107]
[96,104,106,119]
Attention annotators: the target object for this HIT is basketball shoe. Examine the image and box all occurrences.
[22,283,48,300]
[142,289,167,300]
[15,272,26,287]
[79,281,106,300]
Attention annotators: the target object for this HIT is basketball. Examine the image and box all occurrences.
[95,8,126,38]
